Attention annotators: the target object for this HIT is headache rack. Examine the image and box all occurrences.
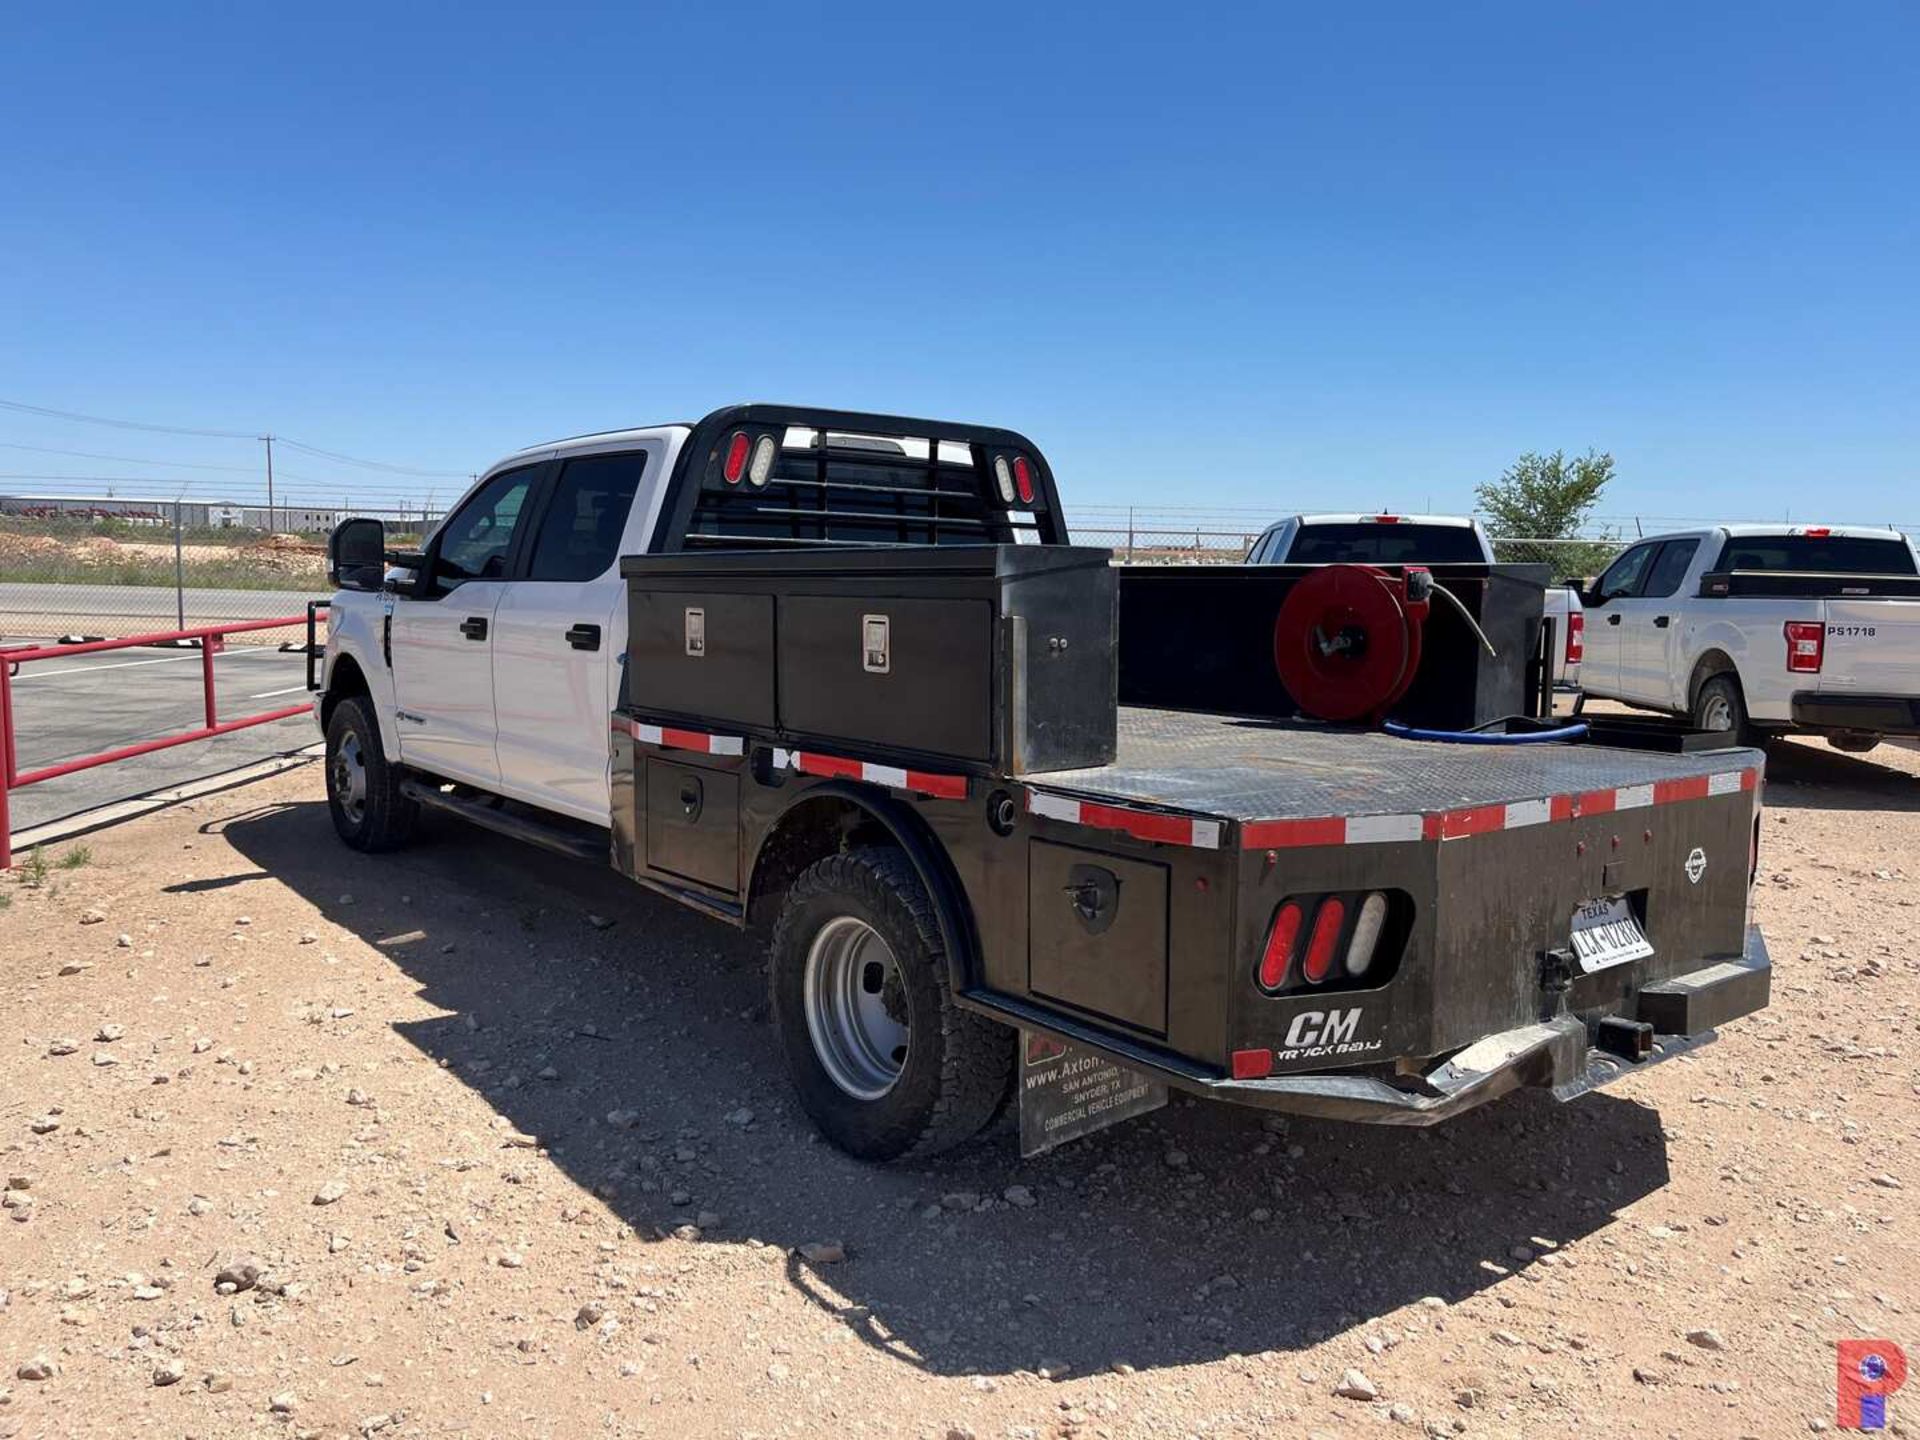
[653,404,1070,552]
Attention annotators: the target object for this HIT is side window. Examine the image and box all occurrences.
[1642,539,1700,599]
[526,451,649,582]
[1594,541,1656,602]
[435,466,538,586]
[1248,530,1274,563]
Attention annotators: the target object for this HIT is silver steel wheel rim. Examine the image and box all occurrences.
[1699,691,1734,732]
[333,731,368,825]
[803,915,909,1100]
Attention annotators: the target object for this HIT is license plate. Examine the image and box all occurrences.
[1570,896,1653,974]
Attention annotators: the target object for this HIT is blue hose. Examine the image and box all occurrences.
[1383,719,1590,745]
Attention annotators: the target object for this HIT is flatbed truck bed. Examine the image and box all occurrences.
[1036,706,1753,827]
[318,403,1771,1161]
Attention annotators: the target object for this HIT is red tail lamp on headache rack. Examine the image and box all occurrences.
[1013,455,1036,504]
[722,431,751,484]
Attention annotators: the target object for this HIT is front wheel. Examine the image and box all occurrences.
[325,695,418,852]
[770,847,1013,1161]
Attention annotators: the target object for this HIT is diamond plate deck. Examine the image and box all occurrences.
[1037,708,1760,823]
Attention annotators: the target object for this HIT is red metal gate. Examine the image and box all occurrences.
[0,611,324,869]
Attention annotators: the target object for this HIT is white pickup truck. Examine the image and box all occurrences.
[310,405,1772,1162]
[1246,513,1584,690]
[1576,524,1920,751]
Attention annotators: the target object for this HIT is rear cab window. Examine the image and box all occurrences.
[527,451,649,582]
[1643,538,1700,598]
[1282,523,1488,565]
[1713,535,1917,575]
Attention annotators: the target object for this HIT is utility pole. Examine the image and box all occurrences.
[260,434,276,533]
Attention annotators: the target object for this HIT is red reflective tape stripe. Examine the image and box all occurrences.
[1438,804,1506,839]
[798,753,863,781]
[1575,788,1617,816]
[1422,813,1444,841]
[1550,793,1576,822]
[903,770,968,800]
[657,726,709,752]
[1654,775,1712,805]
[1078,801,1193,846]
[1740,768,1758,791]
[1241,816,1347,849]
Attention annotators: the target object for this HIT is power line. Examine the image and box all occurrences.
[0,440,271,475]
[0,396,256,439]
[0,394,467,479]
[272,435,464,479]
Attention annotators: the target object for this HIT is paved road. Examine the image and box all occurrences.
[0,581,318,640]
[5,642,319,833]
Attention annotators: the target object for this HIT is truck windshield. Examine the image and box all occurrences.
[1715,535,1917,575]
[1285,523,1487,565]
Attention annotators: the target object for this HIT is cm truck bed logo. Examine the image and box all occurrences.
[1276,1008,1381,1061]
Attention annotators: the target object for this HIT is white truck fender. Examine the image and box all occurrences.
[319,593,404,758]
[1676,615,1755,714]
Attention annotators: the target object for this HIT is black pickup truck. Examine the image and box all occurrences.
[319,405,1771,1162]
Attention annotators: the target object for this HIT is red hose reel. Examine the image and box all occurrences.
[1272,564,1434,723]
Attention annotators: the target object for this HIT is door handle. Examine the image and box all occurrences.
[1653,615,1671,628]
[565,623,602,651]
[1606,613,1622,626]
[459,616,488,641]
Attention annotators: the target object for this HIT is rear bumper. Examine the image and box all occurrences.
[1790,691,1920,736]
[1210,925,1770,1124]
[968,927,1771,1127]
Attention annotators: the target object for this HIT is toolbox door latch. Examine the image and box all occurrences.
[1064,864,1121,936]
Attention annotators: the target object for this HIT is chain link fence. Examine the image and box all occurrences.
[0,496,439,646]
[12,488,1898,644]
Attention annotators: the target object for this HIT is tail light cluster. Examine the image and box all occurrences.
[720,430,779,488]
[1565,609,1584,665]
[1784,620,1825,674]
[991,454,1038,507]
[1255,889,1408,995]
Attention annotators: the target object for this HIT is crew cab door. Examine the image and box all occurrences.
[1619,538,1699,706]
[388,463,547,787]
[1581,540,1657,698]
[491,446,659,823]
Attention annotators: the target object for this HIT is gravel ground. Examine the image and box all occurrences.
[0,737,1915,1439]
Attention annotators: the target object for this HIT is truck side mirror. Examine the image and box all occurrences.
[329,517,387,591]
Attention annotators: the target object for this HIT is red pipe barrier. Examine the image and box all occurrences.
[2,610,324,870]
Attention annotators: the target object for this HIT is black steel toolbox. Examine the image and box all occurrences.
[621,545,1118,775]
[1115,563,1549,730]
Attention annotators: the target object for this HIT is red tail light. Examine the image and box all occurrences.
[722,432,751,484]
[1303,896,1346,982]
[1012,455,1036,504]
[1257,901,1304,991]
[1566,610,1584,664]
[1785,620,1824,673]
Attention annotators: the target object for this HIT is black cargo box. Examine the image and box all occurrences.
[620,545,1117,775]
[1115,563,1549,731]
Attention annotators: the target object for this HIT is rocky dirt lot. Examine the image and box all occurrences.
[1,740,1915,1440]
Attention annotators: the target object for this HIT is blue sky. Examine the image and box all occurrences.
[2,3,1916,528]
